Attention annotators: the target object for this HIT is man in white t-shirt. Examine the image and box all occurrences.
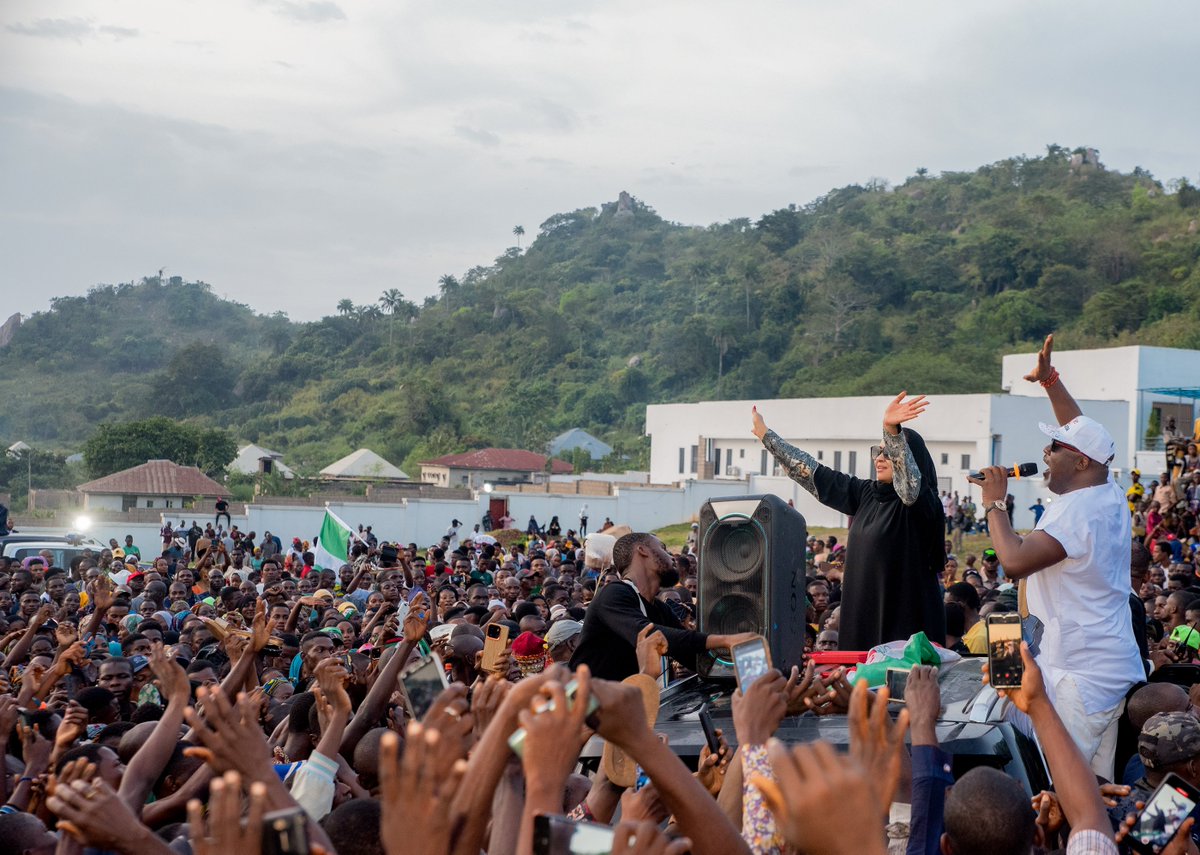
[970,334,1143,779]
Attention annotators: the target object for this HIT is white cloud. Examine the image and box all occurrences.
[0,0,1197,322]
[6,16,138,41]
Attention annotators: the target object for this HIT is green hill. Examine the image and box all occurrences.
[4,145,1200,478]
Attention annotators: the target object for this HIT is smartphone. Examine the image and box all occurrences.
[699,703,721,755]
[658,655,670,691]
[508,678,600,757]
[885,667,911,703]
[986,613,1024,689]
[482,622,510,673]
[262,807,308,855]
[731,635,772,692]
[532,813,616,855]
[401,652,449,720]
[18,708,53,731]
[1128,772,1200,854]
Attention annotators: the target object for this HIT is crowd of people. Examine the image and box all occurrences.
[0,513,1187,855]
[0,335,1197,855]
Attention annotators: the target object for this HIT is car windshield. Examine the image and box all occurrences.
[7,546,84,567]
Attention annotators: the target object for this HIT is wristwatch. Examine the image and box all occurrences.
[985,500,1007,514]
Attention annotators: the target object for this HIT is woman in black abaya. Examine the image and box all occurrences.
[752,392,946,650]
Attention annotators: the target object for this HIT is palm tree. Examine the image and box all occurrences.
[379,288,404,347]
[711,319,738,397]
[513,225,525,249]
[336,298,354,317]
[438,275,459,309]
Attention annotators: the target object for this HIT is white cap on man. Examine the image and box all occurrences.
[1038,415,1116,466]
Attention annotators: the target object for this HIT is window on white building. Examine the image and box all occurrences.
[761,449,768,476]
[739,448,745,459]
[961,454,971,470]
[145,500,154,508]
[941,453,949,465]
[833,451,842,471]
[690,445,698,473]
[848,451,857,476]
[678,448,685,474]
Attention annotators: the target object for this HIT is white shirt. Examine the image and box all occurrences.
[1026,479,1143,714]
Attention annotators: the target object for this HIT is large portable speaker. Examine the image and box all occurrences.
[696,494,808,679]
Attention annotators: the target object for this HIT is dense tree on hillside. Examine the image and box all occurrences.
[82,418,236,478]
[3,148,1199,478]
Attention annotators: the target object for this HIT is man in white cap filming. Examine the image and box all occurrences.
[970,334,1143,780]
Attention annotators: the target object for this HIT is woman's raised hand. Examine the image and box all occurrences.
[883,391,928,434]
[751,405,768,440]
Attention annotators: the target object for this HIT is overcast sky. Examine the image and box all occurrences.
[1,1,1196,322]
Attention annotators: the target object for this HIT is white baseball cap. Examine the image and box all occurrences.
[1038,415,1116,465]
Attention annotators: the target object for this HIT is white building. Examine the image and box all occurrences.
[320,449,409,482]
[644,345,1190,530]
[231,444,295,479]
[76,460,226,512]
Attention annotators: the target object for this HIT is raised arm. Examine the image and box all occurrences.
[881,392,928,506]
[121,645,191,812]
[988,644,1110,838]
[753,407,818,497]
[1024,334,1082,426]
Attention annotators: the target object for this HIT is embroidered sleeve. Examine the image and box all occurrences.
[762,430,819,499]
[741,743,787,855]
[882,430,922,506]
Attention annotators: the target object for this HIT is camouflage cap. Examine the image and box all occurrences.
[1139,711,1200,769]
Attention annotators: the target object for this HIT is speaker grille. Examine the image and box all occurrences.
[697,495,808,679]
[708,522,764,583]
[708,593,761,634]
[701,516,766,635]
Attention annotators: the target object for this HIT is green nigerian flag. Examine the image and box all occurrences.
[314,509,353,570]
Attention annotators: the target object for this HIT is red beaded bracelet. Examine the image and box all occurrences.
[1040,368,1059,388]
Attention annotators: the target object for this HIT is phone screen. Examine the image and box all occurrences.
[885,668,910,702]
[532,814,616,855]
[732,638,770,691]
[1132,776,1198,853]
[987,617,1023,689]
[402,654,448,720]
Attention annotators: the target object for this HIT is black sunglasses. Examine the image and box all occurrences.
[870,446,884,460]
[1050,439,1083,455]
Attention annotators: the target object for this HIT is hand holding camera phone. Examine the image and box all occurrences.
[699,703,721,754]
[262,806,309,855]
[1128,772,1200,854]
[482,622,510,673]
[532,814,615,855]
[986,613,1024,690]
[400,652,450,720]
[731,635,772,693]
[507,678,598,757]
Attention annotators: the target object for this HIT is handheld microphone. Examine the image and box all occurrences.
[968,463,1039,480]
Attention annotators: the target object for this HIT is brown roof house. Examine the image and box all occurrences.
[420,448,573,489]
[77,460,226,512]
